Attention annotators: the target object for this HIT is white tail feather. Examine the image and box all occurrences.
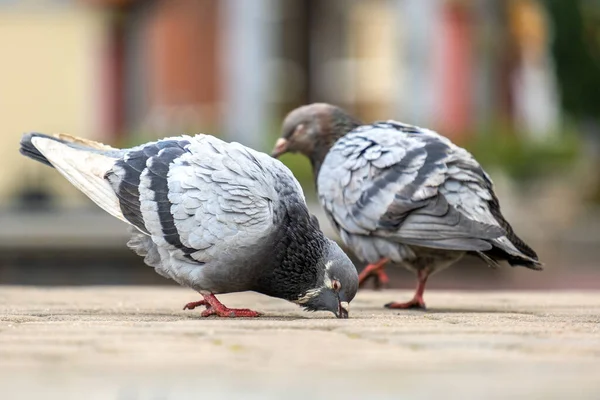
[31,137,129,224]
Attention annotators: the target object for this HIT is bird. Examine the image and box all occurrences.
[271,103,542,310]
[19,131,358,318]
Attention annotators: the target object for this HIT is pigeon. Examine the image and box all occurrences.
[272,103,542,309]
[19,132,358,318]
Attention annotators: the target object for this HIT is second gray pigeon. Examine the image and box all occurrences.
[272,103,541,310]
[20,132,358,318]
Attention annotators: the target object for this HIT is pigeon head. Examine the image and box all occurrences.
[272,103,361,167]
[297,238,359,319]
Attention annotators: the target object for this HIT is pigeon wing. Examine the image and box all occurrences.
[168,136,281,263]
[318,122,506,254]
[107,134,285,264]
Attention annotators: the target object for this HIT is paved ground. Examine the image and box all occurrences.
[1,287,599,399]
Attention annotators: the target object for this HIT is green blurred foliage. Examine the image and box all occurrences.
[463,127,580,182]
[544,0,600,122]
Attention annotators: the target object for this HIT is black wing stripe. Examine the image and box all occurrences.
[105,139,191,238]
[145,145,199,259]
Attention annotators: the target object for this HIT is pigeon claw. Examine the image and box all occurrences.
[183,300,208,310]
[198,306,262,318]
[184,294,262,318]
[199,306,262,318]
[384,269,430,310]
[384,298,426,310]
[358,259,390,290]
[372,269,390,289]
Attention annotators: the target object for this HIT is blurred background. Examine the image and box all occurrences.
[1,0,599,290]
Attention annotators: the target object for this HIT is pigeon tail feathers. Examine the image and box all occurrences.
[20,132,129,224]
[20,132,55,167]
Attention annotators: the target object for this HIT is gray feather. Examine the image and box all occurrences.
[108,134,307,293]
[318,121,537,268]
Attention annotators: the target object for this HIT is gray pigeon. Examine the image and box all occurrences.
[272,103,541,310]
[19,132,358,318]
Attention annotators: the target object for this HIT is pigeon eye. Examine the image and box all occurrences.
[332,280,341,291]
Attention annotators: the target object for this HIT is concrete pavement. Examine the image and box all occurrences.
[1,287,599,399]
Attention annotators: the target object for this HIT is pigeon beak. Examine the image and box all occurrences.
[271,138,289,158]
[337,301,349,319]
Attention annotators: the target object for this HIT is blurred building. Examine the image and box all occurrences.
[0,1,106,206]
[2,0,599,289]
[0,0,562,208]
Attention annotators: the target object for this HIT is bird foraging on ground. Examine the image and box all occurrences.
[272,103,541,310]
[20,132,358,318]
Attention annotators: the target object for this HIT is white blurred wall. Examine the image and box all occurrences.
[0,3,107,205]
